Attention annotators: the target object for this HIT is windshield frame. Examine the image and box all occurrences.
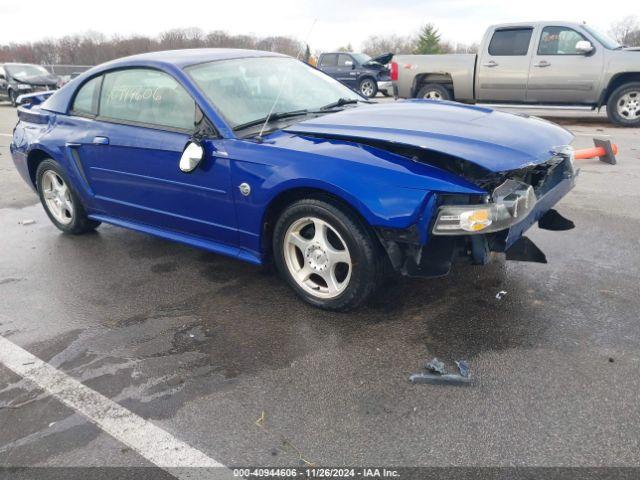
[184,56,365,136]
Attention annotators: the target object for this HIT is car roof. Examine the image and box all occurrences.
[98,48,288,69]
[41,48,290,114]
[489,21,586,30]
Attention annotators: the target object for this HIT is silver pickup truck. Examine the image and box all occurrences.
[392,22,640,126]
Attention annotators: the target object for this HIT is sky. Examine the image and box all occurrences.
[0,0,636,51]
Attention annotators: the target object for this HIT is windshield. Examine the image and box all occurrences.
[6,64,50,78]
[186,57,362,129]
[582,25,621,49]
[351,53,372,65]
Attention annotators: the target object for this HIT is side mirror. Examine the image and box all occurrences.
[575,40,594,54]
[179,141,204,173]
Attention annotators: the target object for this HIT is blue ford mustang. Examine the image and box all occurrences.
[10,49,577,310]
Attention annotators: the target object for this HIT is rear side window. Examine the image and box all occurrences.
[99,69,196,131]
[71,76,102,116]
[319,54,337,67]
[488,28,533,56]
[538,27,588,55]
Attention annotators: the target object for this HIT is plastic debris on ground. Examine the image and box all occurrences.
[495,290,507,300]
[19,219,36,226]
[455,360,470,378]
[425,357,446,375]
[410,358,472,386]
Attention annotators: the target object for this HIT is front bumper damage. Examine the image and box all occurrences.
[377,155,578,278]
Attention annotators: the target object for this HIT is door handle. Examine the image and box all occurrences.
[65,142,81,148]
[92,136,109,145]
[534,61,551,67]
[483,60,499,67]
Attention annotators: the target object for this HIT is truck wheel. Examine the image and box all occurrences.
[36,159,101,234]
[273,198,384,311]
[359,78,378,98]
[607,82,640,127]
[417,83,451,101]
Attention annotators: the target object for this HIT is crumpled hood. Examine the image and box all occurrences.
[12,73,58,85]
[365,52,393,66]
[285,100,574,173]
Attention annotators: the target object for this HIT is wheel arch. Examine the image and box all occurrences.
[411,73,454,98]
[260,185,376,261]
[26,147,55,189]
[599,72,640,107]
[358,74,377,85]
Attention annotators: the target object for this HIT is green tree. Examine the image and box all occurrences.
[337,43,353,52]
[414,24,441,54]
[303,44,311,63]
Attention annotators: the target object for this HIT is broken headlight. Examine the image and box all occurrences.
[433,181,536,235]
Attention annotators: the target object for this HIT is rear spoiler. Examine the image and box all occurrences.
[16,90,55,106]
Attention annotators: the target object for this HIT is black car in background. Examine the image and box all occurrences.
[0,63,59,106]
[317,52,393,98]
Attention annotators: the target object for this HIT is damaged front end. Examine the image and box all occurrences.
[376,148,578,278]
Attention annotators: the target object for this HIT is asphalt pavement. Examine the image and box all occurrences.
[1,101,639,475]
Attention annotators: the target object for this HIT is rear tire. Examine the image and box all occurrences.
[416,83,451,101]
[606,82,640,127]
[36,159,101,234]
[273,198,384,311]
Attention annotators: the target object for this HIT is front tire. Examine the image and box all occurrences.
[359,77,378,98]
[273,198,384,311]
[416,83,451,101]
[36,159,101,234]
[607,82,640,127]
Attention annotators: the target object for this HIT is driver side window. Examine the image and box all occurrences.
[99,69,197,131]
[538,27,588,55]
[337,54,353,67]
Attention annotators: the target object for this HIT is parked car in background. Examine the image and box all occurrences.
[317,52,393,98]
[0,63,59,106]
[392,21,640,126]
[11,49,577,310]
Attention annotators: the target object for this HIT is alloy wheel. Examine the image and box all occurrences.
[423,90,443,100]
[42,170,74,225]
[360,79,375,97]
[283,216,352,299]
[617,91,639,120]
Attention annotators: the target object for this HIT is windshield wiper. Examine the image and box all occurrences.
[233,109,310,131]
[317,97,369,110]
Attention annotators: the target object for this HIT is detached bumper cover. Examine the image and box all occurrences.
[503,172,575,249]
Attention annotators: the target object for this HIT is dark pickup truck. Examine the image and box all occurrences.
[317,52,393,98]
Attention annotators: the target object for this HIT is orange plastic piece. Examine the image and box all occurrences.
[574,144,618,160]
